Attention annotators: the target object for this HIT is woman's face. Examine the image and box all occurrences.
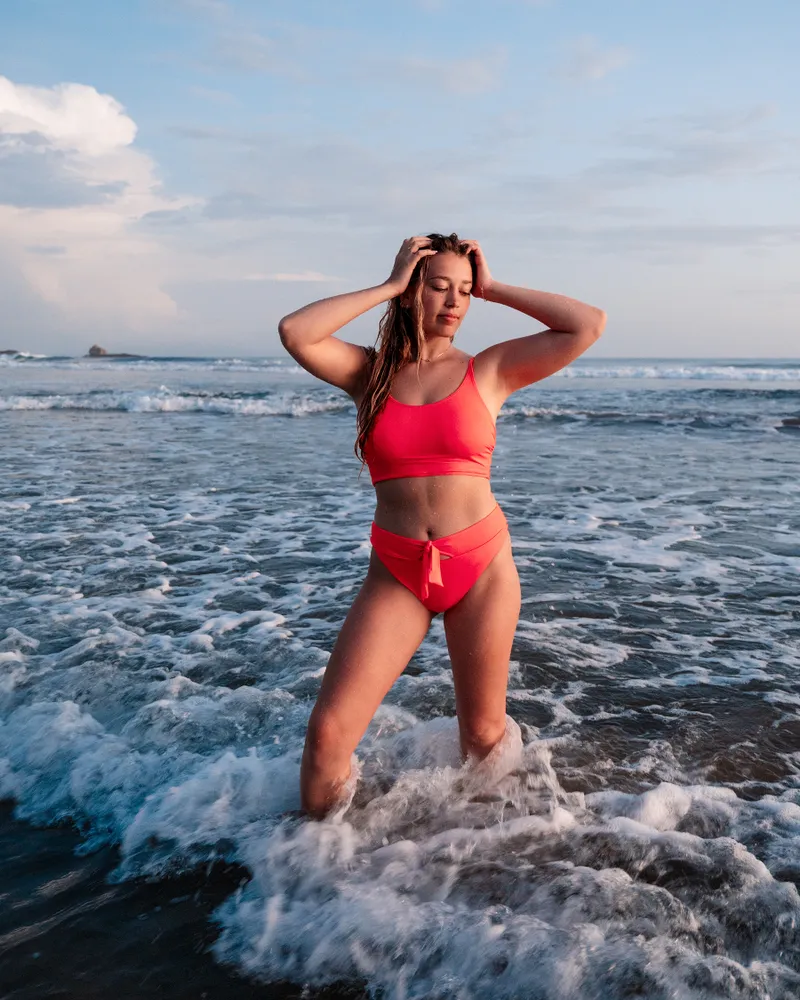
[417,251,473,338]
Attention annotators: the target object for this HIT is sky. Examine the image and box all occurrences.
[0,0,798,359]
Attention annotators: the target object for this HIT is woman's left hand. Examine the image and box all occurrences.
[461,239,494,300]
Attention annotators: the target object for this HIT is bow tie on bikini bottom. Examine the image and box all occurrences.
[421,540,444,599]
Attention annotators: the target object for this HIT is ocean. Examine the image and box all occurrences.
[1,351,799,999]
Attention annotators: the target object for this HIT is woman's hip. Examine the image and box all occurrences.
[369,504,511,613]
[370,503,508,559]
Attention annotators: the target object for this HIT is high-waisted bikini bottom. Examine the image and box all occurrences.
[370,504,510,614]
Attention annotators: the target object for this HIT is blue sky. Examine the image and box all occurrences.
[1,0,798,357]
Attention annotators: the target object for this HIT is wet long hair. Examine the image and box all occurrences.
[354,232,477,469]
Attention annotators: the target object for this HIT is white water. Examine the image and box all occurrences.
[2,356,799,997]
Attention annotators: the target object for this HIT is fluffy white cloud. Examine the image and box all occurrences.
[0,75,198,336]
[0,77,136,155]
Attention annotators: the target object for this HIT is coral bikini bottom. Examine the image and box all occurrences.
[370,504,510,614]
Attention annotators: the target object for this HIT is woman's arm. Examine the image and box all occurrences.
[464,240,606,396]
[278,237,436,396]
[481,287,605,396]
[484,282,605,334]
[279,283,398,347]
[278,285,395,397]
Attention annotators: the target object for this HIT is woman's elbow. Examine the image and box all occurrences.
[581,309,606,342]
[592,309,607,338]
[278,316,297,346]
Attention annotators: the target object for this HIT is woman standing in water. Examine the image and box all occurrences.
[278,234,606,817]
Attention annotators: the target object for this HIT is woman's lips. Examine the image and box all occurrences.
[440,315,459,323]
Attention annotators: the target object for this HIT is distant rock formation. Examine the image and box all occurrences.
[86,344,143,358]
[0,349,21,355]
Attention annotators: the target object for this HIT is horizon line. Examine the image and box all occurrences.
[2,352,799,362]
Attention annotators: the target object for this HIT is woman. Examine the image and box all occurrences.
[278,233,606,818]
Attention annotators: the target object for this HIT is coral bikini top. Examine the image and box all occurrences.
[363,357,496,485]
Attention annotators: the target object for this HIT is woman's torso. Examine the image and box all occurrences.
[353,352,504,540]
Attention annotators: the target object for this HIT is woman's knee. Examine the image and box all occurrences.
[304,706,356,766]
[301,708,359,819]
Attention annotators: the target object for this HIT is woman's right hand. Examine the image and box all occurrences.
[385,236,437,295]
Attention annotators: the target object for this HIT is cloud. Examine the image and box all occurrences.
[202,190,329,221]
[384,46,507,96]
[0,77,136,154]
[168,124,232,141]
[0,75,198,335]
[557,34,633,82]
[614,103,779,143]
[187,84,236,105]
[590,104,789,189]
[733,280,800,297]
[169,0,230,19]
[0,141,126,208]
[0,78,136,207]
[211,31,279,73]
[0,246,68,344]
[502,101,791,219]
[415,0,552,7]
[8,65,789,354]
[174,131,484,230]
[587,138,774,183]
[160,94,797,275]
[239,271,341,282]
[25,244,67,255]
[162,5,335,82]
[506,221,800,263]
[203,23,325,79]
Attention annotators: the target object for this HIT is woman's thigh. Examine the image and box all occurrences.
[442,536,521,732]
[311,550,434,753]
